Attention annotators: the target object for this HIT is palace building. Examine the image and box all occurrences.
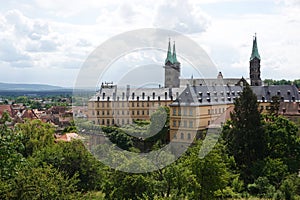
[87,35,300,143]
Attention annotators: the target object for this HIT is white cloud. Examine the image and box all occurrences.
[0,0,300,86]
[0,9,95,73]
[153,0,210,34]
[196,10,300,80]
[0,39,30,62]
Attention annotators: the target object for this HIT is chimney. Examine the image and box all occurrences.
[126,85,130,99]
[169,88,172,98]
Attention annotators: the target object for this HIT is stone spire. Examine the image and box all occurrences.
[249,33,262,86]
[173,41,178,63]
[250,33,261,61]
[165,38,173,64]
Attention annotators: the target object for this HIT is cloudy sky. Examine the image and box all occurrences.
[0,0,299,87]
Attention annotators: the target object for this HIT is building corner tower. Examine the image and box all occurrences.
[164,39,181,88]
[250,34,262,86]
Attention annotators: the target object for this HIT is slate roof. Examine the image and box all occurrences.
[89,84,300,106]
[90,86,185,102]
[171,85,243,106]
[170,85,300,106]
[251,85,300,102]
[180,78,249,87]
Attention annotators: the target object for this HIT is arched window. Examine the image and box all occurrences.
[187,133,191,140]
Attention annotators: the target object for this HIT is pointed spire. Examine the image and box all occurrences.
[250,33,261,61]
[165,38,173,64]
[173,41,178,63]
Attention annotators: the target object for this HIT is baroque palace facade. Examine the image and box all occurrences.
[88,36,300,143]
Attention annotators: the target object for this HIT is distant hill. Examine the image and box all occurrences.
[0,82,65,91]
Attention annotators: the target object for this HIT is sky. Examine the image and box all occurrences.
[0,0,299,87]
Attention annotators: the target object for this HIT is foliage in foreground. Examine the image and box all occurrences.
[1,87,300,200]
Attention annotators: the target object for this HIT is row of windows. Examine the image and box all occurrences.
[174,132,192,140]
[92,101,168,108]
[197,90,241,97]
[94,118,150,126]
[172,108,194,116]
[93,110,150,116]
[208,107,226,115]
[94,118,131,126]
[172,120,194,128]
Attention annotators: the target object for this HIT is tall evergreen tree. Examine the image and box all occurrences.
[223,85,266,183]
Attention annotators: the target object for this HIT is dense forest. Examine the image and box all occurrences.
[1,85,300,199]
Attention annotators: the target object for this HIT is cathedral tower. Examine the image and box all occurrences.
[164,39,181,88]
[250,34,262,86]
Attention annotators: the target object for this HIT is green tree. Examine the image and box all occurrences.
[33,140,104,192]
[15,119,55,157]
[0,112,24,180]
[263,114,300,173]
[269,95,280,115]
[146,106,170,143]
[223,85,266,183]
[30,101,42,110]
[294,79,300,88]
[15,96,29,105]
[0,164,79,200]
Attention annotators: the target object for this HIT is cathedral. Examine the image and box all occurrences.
[87,35,300,143]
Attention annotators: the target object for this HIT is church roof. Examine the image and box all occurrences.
[250,34,261,61]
